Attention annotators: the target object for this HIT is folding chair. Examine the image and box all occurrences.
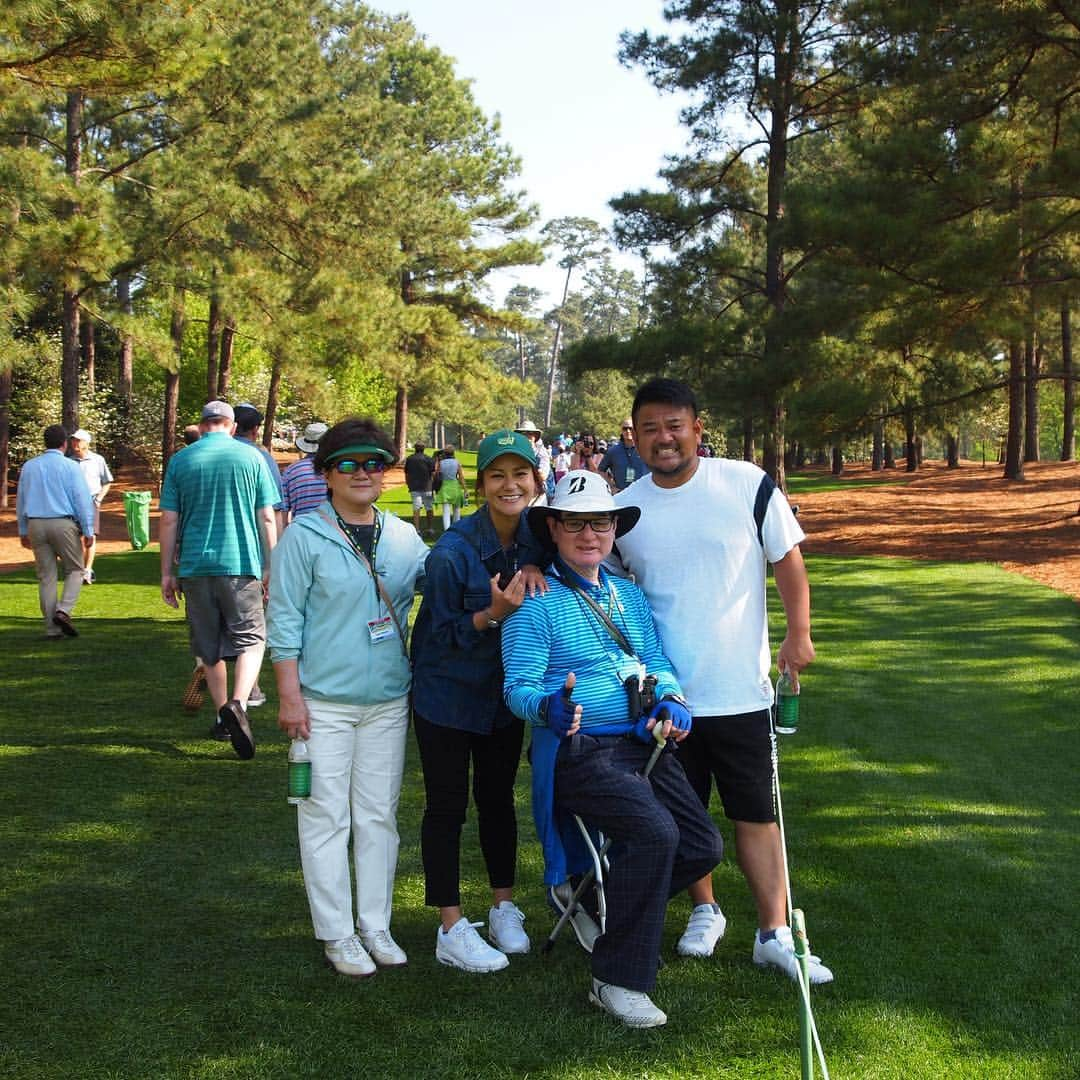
[542,728,667,954]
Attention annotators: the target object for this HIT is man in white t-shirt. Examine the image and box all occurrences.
[609,377,833,985]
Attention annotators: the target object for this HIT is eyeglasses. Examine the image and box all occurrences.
[333,459,387,474]
[557,516,615,533]
[621,425,633,431]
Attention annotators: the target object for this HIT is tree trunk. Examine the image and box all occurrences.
[264,356,283,449]
[1003,340,1025,480]
[742,412,754,462]
[904,404,917,473]
[872,416,884,470]
[830,445,843,475]
[0,367,11,508]
[544,264,574,427]
[762,396,786,489]
[945,433,959,469]
[1023,328,1040,462]
[217,316,235,399]
[61,89,84,434]
[1062,300,1074,462]
[884,437,895,469]
[79,309,95,394]
[116,273,134,419]
[207,279,222,403]
[393,385,408,462]
[163,288,185,472]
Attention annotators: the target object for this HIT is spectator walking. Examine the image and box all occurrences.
[159,401,278,759]
[514,420,552,501]
[16,424,94,639]
[281,422,330,524]
[67,428,113,584]
[404,442,436,537]
[234,403,286,534]
[436,445,466,531]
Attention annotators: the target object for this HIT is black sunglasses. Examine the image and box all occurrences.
[333,459,387,474]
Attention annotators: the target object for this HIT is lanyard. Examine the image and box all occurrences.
[317,509,409,663]
[553,564,636,659]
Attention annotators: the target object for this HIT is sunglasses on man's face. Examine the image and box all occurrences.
[333,459,387,474]
[558,515,615,533]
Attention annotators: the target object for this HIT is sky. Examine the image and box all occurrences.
[389,0,693,308]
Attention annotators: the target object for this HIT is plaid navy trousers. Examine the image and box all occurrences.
[554,734,724,992]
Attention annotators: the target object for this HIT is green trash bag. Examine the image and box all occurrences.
[123,490,152,550]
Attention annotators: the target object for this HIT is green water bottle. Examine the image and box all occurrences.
[774,671,799,735]
[287,738,312,804]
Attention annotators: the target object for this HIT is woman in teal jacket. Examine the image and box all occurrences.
[268,418,429,979]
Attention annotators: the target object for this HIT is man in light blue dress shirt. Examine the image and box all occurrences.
[16,424,94,638]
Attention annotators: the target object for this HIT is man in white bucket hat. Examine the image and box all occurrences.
[501,470,723,1029]
[281,422,329,525]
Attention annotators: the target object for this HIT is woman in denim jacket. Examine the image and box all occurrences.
[411,430,547,973]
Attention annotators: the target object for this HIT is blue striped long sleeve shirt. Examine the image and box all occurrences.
[501,560,684,731]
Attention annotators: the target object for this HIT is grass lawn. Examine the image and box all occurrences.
[785,471,909,496]
[0,549,1076,1079]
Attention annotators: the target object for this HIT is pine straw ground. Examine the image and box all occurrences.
[1,456,1077,599]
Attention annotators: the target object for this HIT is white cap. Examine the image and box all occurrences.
[72,428,92,442]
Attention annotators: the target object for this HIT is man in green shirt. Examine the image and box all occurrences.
[159,400,278,759]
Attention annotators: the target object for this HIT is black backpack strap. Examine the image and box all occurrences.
[753,474,776,547]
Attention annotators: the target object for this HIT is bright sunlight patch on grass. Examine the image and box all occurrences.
[0,548,1076,1078]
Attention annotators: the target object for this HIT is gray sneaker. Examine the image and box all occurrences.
[436,917,509,973]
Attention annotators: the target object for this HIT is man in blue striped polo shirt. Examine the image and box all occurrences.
[159,400,278,759]
[502,471,722,1029]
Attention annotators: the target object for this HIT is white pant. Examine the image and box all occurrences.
[298,695,409,941]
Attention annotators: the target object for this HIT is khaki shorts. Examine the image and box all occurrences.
[180,575,265,665]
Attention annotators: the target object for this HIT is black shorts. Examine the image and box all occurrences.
[677,709,775,823]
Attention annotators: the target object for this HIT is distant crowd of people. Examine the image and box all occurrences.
[14,379,831,1029]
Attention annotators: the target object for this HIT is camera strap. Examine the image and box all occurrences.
[559,572,637,659]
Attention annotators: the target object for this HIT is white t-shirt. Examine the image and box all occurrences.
[612,458,805,716]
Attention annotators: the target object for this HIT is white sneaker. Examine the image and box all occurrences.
[589,978,667,1028]
[677,903,727,957]
[753,926,834,984]
[487,901,530,954]
[324,934,376,978]
[247,688,267,707]
[436,917,509,973]
[549,882,601,954]
[359,929,407,968]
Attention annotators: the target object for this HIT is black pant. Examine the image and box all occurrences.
[414,711,525,908]
[555,735,724,992]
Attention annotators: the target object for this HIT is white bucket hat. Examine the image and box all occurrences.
[527,469,640,549]
[295,422,328,453]
[514,418,542,436]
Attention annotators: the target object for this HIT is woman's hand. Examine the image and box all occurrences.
[489,569,527,621]
[277,694,312,740]
[519,564,549,597]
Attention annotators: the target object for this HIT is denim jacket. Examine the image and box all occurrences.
[411,505,547,734]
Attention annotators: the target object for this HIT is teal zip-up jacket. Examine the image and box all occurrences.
[267,502,429,704]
